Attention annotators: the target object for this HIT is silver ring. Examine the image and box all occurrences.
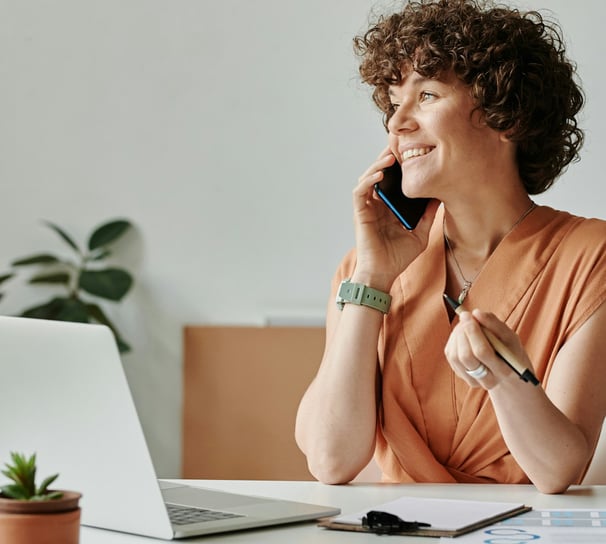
[465,364,489,379]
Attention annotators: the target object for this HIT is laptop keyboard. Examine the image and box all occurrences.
[166,503,245,526]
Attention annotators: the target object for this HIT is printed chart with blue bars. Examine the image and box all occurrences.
[447,510,606,543]
[499,509,606,528]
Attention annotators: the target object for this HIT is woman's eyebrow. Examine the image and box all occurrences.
[388,74,429,98]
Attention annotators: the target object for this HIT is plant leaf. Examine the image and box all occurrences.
[86,303,131,353]
[1,484,29,500]
[1,452,63,501]
[2,452,37,498]
[37,473,59,495]
[89,248,112,261]
[1,467,18,483]
[79,268,133,301]
[28,272,70,285]
[44,221,81,254]
[11,254,61,266]
[45,491,64,500]
[21,297,89,323]
[31,490,63,501]
[115,337,131,353]
[88,220,131,251]
[0,273,14,285]
[21,298,66,320]
[54,298,91,322]
[85,302,116,329]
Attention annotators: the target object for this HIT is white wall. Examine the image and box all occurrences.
[1,1,604,477]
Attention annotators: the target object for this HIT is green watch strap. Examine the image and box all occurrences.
[335,279,391,314]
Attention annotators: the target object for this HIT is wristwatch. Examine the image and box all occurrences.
[335,279,392,314]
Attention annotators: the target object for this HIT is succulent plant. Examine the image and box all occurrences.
[0,452,63,501]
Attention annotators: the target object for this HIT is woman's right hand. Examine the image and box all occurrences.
[352,147,439,291]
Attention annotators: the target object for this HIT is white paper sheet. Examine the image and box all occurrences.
[332,496,526,531]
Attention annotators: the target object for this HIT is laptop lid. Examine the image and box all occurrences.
[0,316,339,539]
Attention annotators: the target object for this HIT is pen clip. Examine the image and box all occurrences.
[362,510,431,534]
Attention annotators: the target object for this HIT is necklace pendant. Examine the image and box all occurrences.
[458,282,472,304]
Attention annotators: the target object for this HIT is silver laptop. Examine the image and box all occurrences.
[0,316,339,539]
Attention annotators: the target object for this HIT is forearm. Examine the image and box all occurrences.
[297,148,437,483]
[295,303,383,484]
[489,375,590,493]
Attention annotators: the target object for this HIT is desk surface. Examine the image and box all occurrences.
[81,480,606,543]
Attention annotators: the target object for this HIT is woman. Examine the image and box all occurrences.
[295,0,606,494]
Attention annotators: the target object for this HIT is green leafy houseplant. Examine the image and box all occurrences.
[9,219,133,352]
[1,452,62,502]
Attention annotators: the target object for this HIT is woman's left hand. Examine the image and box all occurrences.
[444,308,532,389]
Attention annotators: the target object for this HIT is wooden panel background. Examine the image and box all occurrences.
[182,326,325,480]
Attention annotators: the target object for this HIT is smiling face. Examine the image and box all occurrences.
[386,70,515,200]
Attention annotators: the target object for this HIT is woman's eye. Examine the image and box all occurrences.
[420,91,436,101]
[389,103,400,112]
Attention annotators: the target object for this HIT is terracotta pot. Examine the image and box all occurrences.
[0,490,81,544]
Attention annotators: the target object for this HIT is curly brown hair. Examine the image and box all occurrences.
[353,0,584,194]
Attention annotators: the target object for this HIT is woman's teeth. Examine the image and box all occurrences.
[402,147,433,162]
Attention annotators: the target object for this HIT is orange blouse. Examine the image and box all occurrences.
[331,205,606,483]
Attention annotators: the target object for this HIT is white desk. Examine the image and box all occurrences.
[81,480,606,543]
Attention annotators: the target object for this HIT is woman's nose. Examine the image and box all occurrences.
[387,100,418,134]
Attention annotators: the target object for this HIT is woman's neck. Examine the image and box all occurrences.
[442,193,535,260]
[442,192,535,303]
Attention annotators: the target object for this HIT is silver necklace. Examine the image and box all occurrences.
[444,201,536,304]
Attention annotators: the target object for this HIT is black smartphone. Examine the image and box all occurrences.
[374,160,430,230]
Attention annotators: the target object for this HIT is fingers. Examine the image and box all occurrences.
[353,149,399,224]
[355,150,395,198]
[471,309,518,348]
[444,311,502,389]
[361,147,395,181]
[351,147,438,282]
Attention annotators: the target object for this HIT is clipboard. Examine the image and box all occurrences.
[319,496,531,537]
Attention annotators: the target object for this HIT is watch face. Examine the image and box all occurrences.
[335,279,351,310]
[337,281,353,300]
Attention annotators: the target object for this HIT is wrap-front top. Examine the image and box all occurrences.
[331,205,606,483]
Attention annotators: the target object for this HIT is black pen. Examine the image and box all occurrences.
[443,294,540,386]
